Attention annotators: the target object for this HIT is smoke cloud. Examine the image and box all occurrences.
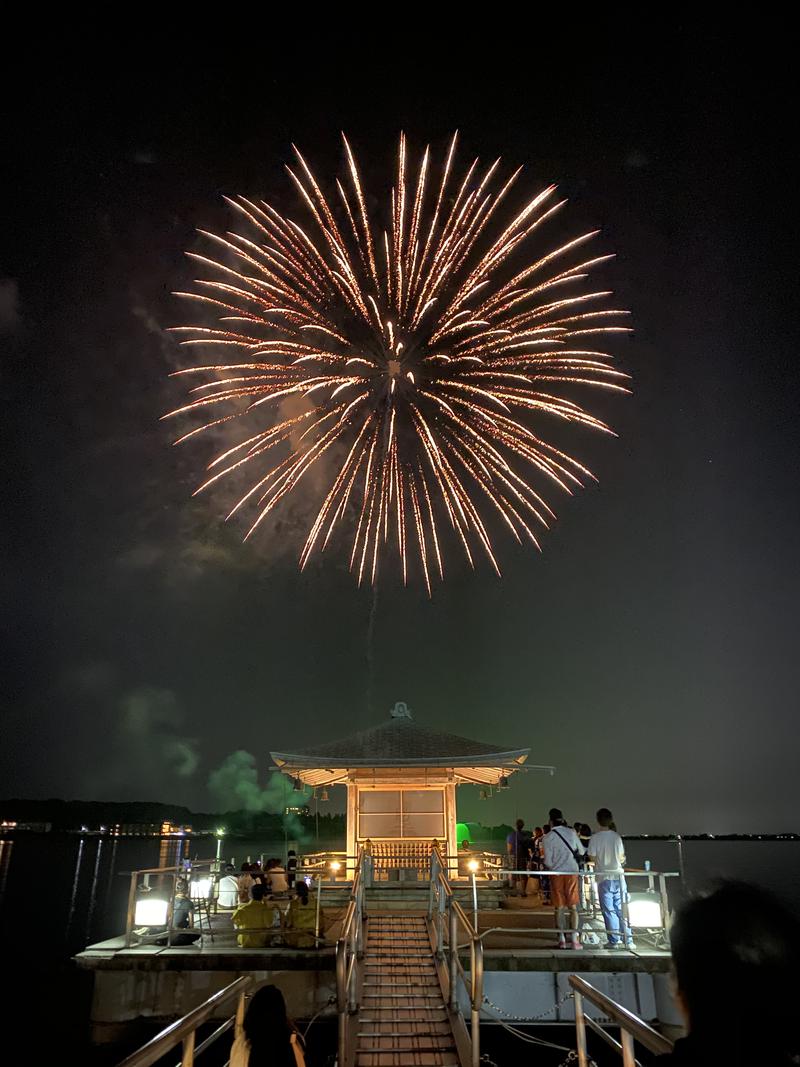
[120,686,200,778]
[207,750,297,812]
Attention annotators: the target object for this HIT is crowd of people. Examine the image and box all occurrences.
[217,853,316,949]
[505,806,635,949]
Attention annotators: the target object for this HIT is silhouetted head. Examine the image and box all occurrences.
[596,808,614,828]
[240,862,251,873]
[548,808,565,826]
[225,864,235,873]
[515,819,524,831]
[671,882,800,1061]
[296,881,309,905]
[244,984,292,1058]
[250,883,266,902]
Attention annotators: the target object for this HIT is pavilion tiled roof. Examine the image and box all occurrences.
[270,712,528,769]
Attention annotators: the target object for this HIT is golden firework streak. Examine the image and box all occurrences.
[165,134,631,589]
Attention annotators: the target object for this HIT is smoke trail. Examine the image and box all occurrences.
[208,751,298,813]
[365,583,379,723]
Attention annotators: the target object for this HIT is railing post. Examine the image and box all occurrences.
[437,880,446,958]
[315,874,321,942]
[182,1030,196,1067]
[449,903,458,1012]
[574,990,588,1067]
[124,870,137,948]
[470,936,483,1067]
[658,872,671,943]
[620,1028,636,1067]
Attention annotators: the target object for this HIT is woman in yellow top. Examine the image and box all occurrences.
[229,984,305,1067]
[231,884,278,948]
[284,881,316,949]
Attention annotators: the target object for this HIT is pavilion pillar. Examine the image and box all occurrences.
[346,780,356,876]
[444,782,457,875]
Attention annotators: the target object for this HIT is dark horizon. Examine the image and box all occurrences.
[4,30,800,837]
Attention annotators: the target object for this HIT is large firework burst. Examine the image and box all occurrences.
[166,133,630,592]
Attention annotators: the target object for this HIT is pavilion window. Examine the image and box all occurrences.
[358,788,445,839]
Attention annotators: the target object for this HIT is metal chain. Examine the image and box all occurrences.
[557,1052,597,1067]
[482,987,574,1022]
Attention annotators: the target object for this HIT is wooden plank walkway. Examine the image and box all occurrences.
[355,913,460,1067]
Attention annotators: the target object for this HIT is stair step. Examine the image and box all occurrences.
[358,1006,447,1012]
[357,1045,456,1053]
[363,994,444,1000]
[357,1030,452,1037]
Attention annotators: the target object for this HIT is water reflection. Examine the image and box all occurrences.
[85,839,104,942]
[65,838,85,943]
[0,839,13,906]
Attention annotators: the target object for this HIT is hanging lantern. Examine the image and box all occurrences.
[320,789,329,802]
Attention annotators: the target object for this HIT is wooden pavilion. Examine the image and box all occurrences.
[270,702,529,871]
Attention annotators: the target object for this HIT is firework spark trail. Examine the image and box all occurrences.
[165,134,631,589]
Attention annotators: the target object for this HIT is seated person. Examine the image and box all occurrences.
[285,882,317,949]
[457,839,473,876]
[237,863,255,904]
[232,883,278,948]
[217,864,240,909]
[173,878,193,930]
[658,881,800,1065]
[287,850,298,889]
[266,858,289,896]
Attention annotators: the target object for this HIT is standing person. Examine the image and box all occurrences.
[229,983,306,1067]
[588,808,634,949]
[505,819,533,896]
[542,808,584,948]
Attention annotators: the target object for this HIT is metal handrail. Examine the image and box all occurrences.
[429,845,483,1067]
[116,975,252,1067]
[499,866,679,943]
[335,849,366,1067]
[569,975,673,1067]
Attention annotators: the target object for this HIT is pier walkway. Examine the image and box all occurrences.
[355,912,460,1067]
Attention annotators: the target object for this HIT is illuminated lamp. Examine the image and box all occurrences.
[190,877,213,899]
[467,858,480,873]
[329,860,341,872]
[134,897,169,926]
[626,892,664,928]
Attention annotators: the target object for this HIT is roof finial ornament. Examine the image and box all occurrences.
[390,701,412,720]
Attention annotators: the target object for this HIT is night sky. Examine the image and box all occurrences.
[4,30,799,833]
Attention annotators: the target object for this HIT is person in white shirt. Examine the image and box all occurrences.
[587,807,634,949]
[541,807,584,949]
[217,864,240,909]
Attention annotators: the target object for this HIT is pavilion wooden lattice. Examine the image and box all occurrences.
[271,702,529,875]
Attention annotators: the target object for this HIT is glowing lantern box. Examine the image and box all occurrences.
[271,703,529,874]
[134,897,168,926]
[627,892,665,928]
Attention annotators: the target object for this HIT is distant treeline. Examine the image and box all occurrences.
[0,798,348,837]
